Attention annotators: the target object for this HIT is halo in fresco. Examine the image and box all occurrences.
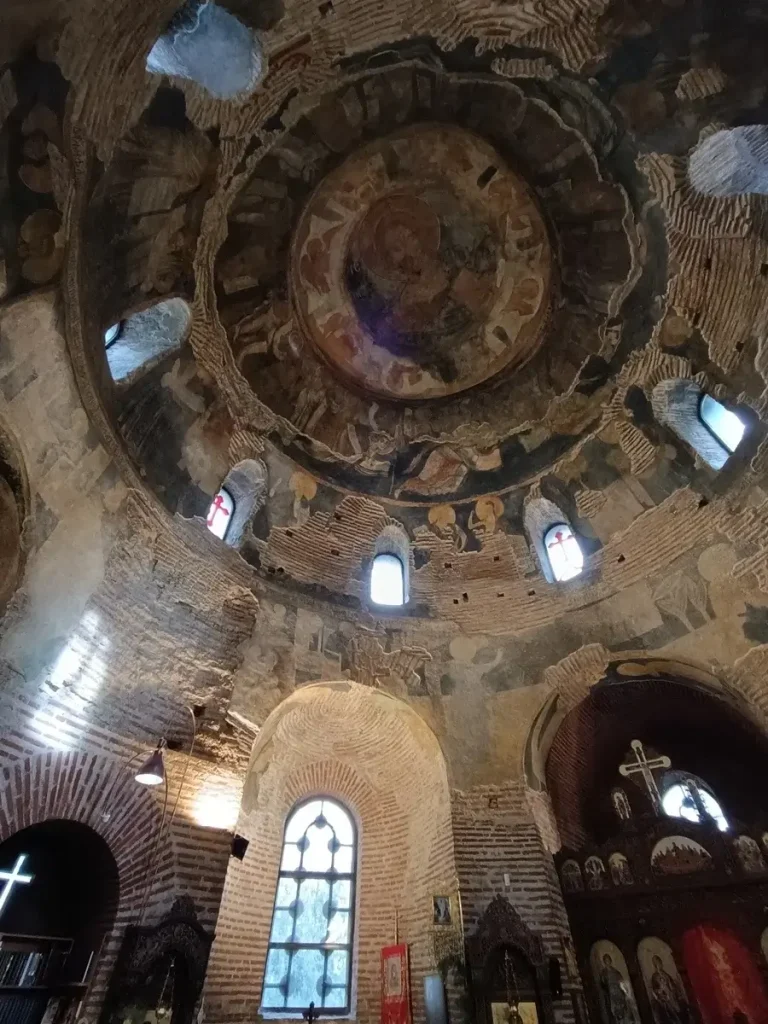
[291,123,552,401]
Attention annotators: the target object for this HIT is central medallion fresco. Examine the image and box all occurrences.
[291,124,553,402]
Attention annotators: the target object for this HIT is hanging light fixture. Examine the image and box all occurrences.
[134,742,166,786]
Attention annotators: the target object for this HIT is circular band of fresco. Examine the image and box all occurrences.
[290,124,553,402]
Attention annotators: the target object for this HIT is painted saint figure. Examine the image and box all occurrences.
[649,954,691,1024]
[598,954,641,1024]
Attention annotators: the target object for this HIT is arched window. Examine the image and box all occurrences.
[699,394,746,455]
[104,322,122,347]
[661,775,729,832]
[147,0,265,100]
[370,553,405,606]
[105,298,191,383]
[206,487,234,540]
[652,379,747,470]
[262,798,356,1014]
[544,523,584,582]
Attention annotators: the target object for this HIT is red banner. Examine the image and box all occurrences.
[381,943,411,1024]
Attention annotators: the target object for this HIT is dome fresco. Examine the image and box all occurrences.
[4,3,768,1019]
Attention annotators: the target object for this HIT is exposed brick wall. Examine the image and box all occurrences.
[0,694,235,1019]
[452,783,576,1024]
[204,683,456,1024]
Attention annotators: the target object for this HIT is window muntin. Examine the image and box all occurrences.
[262,798,356,1014]
[370,553,405,606]
[544,523,584,582]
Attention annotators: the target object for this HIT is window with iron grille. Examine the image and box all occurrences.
[261,798,356,1015]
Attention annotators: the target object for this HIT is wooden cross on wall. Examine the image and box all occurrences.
[618,739,671,813]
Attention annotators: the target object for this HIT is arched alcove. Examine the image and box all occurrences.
[0,421,29,617]
[0,820,120,1023]
[207,458,268,548]
[205,682,455,1024]
[545,672,768,849]
[105,298,192,384]
[369,523,411,607]
[523,497,585,584]
[146,1,265,99]
[651,378,749,470]
[688,126,768,196]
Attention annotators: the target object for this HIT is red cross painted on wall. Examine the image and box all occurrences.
[207,493,231,529]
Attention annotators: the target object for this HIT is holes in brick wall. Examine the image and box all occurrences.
[319,0,334,15]
[462,592,469,603]
[493,555,501,562]
[497,592,505,598]
[477,164,498,188]
[698,496,709,509]
[331,547,340,557]
[528,589,536,597]
[617,554,625,564]
[444,561,453,569]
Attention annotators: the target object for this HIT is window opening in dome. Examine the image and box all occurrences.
[661,778,729,832]
[262,797,356,1014]
[544,524,584,582]
[370,553,405,607]
[104,323,122,348]
[206,488,234,541]
[699,394,746,455]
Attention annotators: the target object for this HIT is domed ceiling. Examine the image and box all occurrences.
[212,61,637,503]
[54,1,768,612]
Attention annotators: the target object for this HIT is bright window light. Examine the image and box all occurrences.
[370,553,405,606]
[207,488,234,540]
[699,394,746,454]
[104,323,122,347]
[662,781,729,832]
[544,523,584,582]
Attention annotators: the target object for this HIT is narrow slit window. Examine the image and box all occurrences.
[370,553,405,606]
[544,523,583,582]
[262,798,356,1014]
[699,394,746,454]
[206,488,234,540]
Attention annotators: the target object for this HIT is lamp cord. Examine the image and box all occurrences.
[136,706,197,925]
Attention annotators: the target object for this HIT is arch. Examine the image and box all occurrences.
[543,670,768,848]
[652,379,747,469]
[262,796,357,1013]
[105,297,191,384]
[524,497,584,583]
[146,1,265,100]
[208,458,268,548]
[370,523,411,606]
[0,750,174,1019]
[0,819,120,984]
[205,682,454,1024]
[688,126,768,197]
[0,419,29,617]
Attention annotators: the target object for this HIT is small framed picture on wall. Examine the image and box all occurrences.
[432,895,452,926]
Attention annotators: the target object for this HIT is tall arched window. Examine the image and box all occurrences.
[544,523,584,582]
[370,553,405,606]
[262,798,356,1014]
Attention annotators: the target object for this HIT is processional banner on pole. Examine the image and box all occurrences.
[381,943,411,1024]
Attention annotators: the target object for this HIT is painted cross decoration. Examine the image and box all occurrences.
[0,854,33,918]
[619,739,671,813]
[206,489,234,540]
